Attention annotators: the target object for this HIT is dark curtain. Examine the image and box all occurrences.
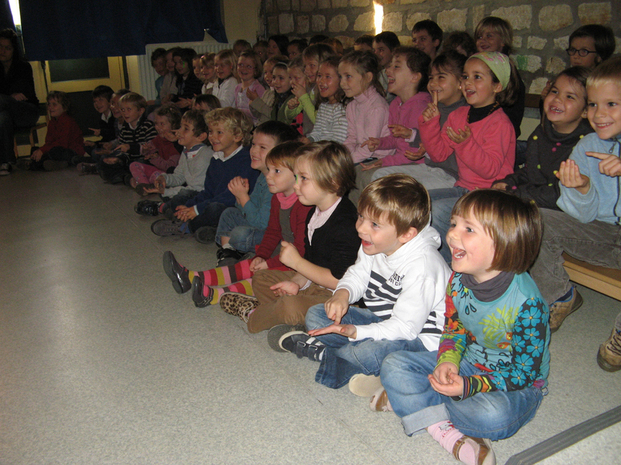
[19,0,227,61]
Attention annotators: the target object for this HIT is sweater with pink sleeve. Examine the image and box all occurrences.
[419,106,515,191]
[377,91,431,167]
[343,87,394,163]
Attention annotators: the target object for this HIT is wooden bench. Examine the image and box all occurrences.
[562,253,621,301]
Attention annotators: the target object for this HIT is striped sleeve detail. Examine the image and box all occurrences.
[363,270,401,319]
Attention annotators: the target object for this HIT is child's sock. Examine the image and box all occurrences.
[427,421,479,465]
[203,279,253,305]
[193,259,253,286]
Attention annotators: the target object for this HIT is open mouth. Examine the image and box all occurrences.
[452,248,466,260]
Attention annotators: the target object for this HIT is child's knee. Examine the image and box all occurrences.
[305,304,329,330]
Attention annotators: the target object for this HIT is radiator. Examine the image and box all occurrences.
[138,41,230,100]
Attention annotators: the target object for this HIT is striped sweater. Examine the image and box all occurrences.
[335,224,451,349]
[306,102,348,144]
[119,116,157,157]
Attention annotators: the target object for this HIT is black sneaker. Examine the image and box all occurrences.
[195,226,216,244]
[134,200,161,216]
[162,251,191,294]
[267,324,306,352]
[216,248,247,266]
[279,332,325,361]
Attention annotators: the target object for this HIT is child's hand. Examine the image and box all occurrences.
[446,125,471,144]
[556,159,590,194]
[540,80,552,100]
[84,140,95,147]
[30,149,43,161]
[102,142,113,151]
[491,181,508,191]
[246,88,259,102]
[428,362,462,397]
[388,124,413,139]
[404,143,426,161]
[291,82,306,98]
[249,257,267,272]
[422,92,440,122]
[308,323,356,339]
[361,159,383,171]
[117,144,130,153]
[228,176,249,197]
[287,97,300,109]
[176,98,192,109]
[279,241,302,269]
[324,289,350,324]
[143,185,163,194]
[103,157,120,164]
[361,137,380,152]
[154,175,167,190]
[174,205,197,221]
[89,127,101,137]
[587,151,621,177]
[11,92,27,101]
[270,280,300,297]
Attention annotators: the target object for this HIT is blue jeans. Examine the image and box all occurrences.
[381,350,544,440]
[161,190,200,219]
[428,186,469,263]
[306,304,428,389]
[215,207,265,252]
[188,202,228,232]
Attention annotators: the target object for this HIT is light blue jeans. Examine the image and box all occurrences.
[215,207,265,252]
[381,350,544,440]
[428,186,469,263]
[306,304,428,389]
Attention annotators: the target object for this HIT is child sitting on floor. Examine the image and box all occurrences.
[162,140,310,304]
[278,174,450,395]
[381,189,550,465]
[221,141,360,334]
[151,108,256,242]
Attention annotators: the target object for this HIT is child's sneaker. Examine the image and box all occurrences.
[597,328,621,372]
[219,292,259,321]
[549,286,583,332]
[151,219,191,237]
[279,331,325,361]
[134,200,161,216]
[348,374,383,397]
[267,324,306,352]
[195,226,216,244]
[162,251,191,294]
[76,162,97,175]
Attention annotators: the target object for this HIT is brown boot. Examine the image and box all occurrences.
[549,287,583,333]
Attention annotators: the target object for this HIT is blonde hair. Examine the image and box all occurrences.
[452,189,542,273]
[587,56,621,90]
[339,50,385,98]
[204,107,252,146]
[119,92,148,110]
[215,49,239,80]
[475,17,514,55]
[265,140,305,172]
[295,141,356,197]
[358,174,430,236]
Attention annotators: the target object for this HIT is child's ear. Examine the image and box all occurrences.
[197,131,208,142]
[138,107,146,115]
[493,81,503,94]
[410,72,422,84]
[233,131,244,144]
[581,107,588,119]
[398,227,418,244]
[365,71,374,84]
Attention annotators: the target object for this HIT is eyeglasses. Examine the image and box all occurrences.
[566,47,597,57]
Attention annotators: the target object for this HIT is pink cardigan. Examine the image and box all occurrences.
[344,87,394,163]
[419,105,515,191]
[377,91,432,167]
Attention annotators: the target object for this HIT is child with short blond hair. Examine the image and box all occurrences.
[279,174,450,394]
[212,49,239,108]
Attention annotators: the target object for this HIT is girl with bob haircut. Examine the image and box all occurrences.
[380,189,549,465]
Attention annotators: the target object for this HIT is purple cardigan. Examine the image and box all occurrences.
[377,92,432,167]
[344,87,394,163]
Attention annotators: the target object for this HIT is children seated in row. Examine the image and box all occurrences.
[278,175,450,396]
[212,49,238,108]
[372,31,400,96]
[129,104,183,195]
[134,110,211,217]
[529,57,621,345]
[97,92,157,184]
[163,140,310,306]
[411,20,443,60]
[305,56,348,144]
[171,48,203,111]
[215,121,300,264]
[271,62,295,123]
[248,55,283,126]
[372,51,467,191]
[492,66,593,209]
[24,91,85,171]
[151,108,257,241]
[423,51,518,262]
[233,141,360,333]
[381,189,550,465]
[199,53,217,95]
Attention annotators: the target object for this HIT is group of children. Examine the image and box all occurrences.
[12,16,621,465]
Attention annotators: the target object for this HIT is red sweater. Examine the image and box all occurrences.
[255,195,311,269]
[40,113,85,156]
[148,136,182,172]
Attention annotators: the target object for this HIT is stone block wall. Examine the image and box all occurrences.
[261,0,621,94]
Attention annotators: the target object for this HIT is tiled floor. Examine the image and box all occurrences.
[1,168,620,464]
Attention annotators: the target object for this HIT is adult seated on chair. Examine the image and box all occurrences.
[0,28,39,176]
